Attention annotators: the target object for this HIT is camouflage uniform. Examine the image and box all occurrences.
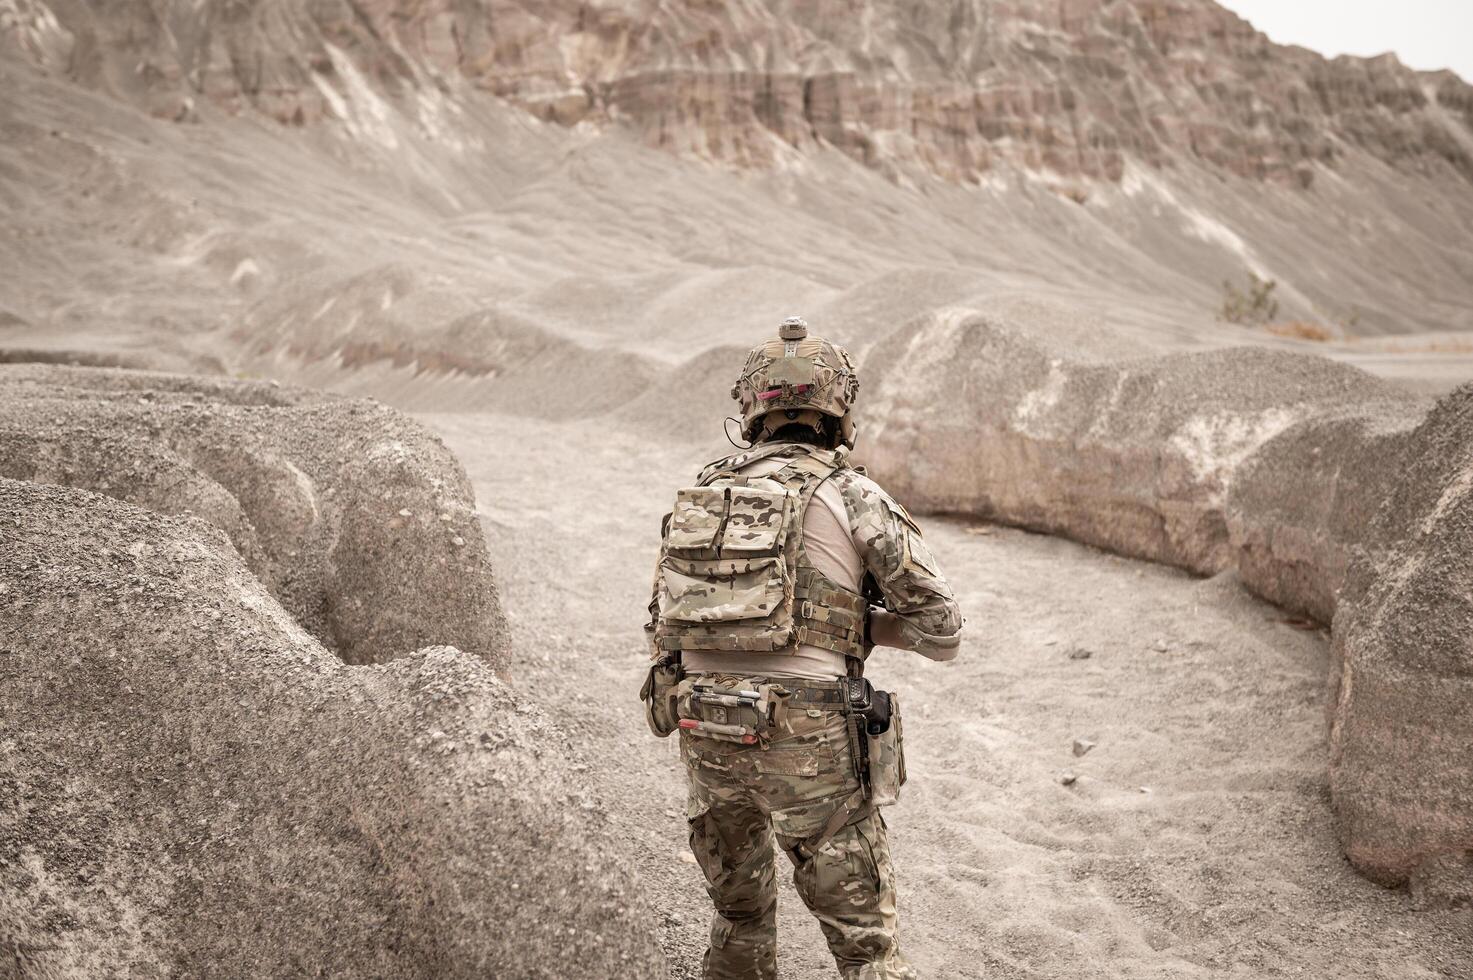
[682,673,907,980]
[644,318,962,979]
[829,467,960,660]
[660,460,959,980]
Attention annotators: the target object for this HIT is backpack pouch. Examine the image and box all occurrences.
[659,556,786,624]
[719,486,790,554]
[667,488,730,558]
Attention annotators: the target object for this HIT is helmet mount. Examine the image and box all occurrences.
[730,316,860,449]
[778,316,808,341]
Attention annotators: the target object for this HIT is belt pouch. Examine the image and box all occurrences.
[677,681,786,744]
[640,656,683,738]
[866,692,907,806]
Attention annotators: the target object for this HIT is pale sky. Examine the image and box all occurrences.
[1218,0,1472,82]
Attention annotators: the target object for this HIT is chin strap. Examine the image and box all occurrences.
[723,417,753,449]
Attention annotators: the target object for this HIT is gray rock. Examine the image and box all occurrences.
[861,308,1421,587]
[0,364,506,668]
[1327,386,1473,888]
[0,479,662,978]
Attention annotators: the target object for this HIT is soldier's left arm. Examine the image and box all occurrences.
[644,510,672,658]
[833,470,963,661]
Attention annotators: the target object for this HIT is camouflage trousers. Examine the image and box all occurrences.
[680,674,916,980]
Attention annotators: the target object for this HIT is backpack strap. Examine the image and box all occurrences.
[760,447,843,558]
[697,441,810,485]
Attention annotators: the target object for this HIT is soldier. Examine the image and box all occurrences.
[641,317,963,980]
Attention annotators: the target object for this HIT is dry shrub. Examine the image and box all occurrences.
[1268,320,1337,342]
[1219,273,1279,324]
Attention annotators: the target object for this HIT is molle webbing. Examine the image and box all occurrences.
[765,451,867,660]
[656,631,796,653]
[793,568,867,658]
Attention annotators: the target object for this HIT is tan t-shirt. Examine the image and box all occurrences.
[682,456,858,680]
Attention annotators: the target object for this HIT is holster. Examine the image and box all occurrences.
[846,678,906,806]
[796,678,906,861]
[866,692,906,806]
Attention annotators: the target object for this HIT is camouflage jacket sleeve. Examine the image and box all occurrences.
[831,468,963,660]
[644,511,670,658]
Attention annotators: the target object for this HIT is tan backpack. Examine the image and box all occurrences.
[651,444,865,658]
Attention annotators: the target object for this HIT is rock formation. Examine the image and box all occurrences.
[5,0,1469,186]
[0,364,505,667]
[0,477,663,978]
[858,303,1423,599]
[860,303,1472,896]
[1327,391,1473,901]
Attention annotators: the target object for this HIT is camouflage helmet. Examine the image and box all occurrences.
[730,316,860,448]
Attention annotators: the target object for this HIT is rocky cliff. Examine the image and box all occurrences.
[5,0,1470,186]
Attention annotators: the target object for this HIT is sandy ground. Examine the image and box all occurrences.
[426,411,1473,980]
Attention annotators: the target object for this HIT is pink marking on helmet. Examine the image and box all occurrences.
[757,384,810,401]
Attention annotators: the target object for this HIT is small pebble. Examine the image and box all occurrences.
[1060,772,1078,786]
[1067,647,1093,660]
[1072,738,1096,757]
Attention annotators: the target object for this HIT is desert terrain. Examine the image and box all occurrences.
[435,412,1470,978]
[2,0,1471,977]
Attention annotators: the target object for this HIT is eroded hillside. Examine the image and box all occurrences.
[2,0,1473,387]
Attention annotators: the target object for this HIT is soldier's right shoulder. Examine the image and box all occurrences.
[830,466,905,523]
[830,465,891,504]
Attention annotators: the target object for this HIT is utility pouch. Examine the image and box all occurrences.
[640,655,683,738]
[864,690,906,807]
[676,680,787,745]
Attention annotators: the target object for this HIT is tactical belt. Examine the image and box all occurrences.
[782,683,847,706]
[681,674,848,707]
